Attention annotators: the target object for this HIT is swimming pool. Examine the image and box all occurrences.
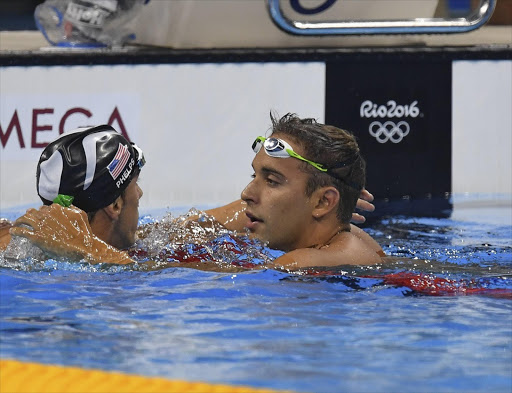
[1,200,511,393]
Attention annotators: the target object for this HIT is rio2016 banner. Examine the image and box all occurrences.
[326,60,453,217]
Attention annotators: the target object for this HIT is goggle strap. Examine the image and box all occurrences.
[327,154,362,191]
[327,154,359,170]
[286,149,327,171]
[328,174,362,191]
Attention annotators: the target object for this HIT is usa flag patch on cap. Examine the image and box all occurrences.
[108,143,130,180]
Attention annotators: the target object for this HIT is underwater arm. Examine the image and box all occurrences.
[10,204,133,265]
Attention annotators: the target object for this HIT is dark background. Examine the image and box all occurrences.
[0,0,43,30]
[326,59,453,218]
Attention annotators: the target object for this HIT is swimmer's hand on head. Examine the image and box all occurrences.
[10,204,133,265]
[352,189,375,224]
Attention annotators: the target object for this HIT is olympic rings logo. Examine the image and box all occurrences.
[369,121,410,144]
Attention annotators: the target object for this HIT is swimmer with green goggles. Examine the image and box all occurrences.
[6,114,381,270]
[252,136,361,189]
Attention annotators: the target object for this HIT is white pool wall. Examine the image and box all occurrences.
[1,60,511,216]
[452,60,512,197]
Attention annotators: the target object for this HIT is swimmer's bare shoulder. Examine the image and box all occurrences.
[350,224,385,256]
[270,232,384,270]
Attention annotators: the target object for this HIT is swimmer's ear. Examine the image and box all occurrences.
[312,186,339,219]
[103,196,123,220]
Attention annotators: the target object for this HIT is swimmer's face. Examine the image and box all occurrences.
[111,175,143,250]
[241,135,315,252]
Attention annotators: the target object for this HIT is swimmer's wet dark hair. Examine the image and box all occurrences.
[269,112,366,224]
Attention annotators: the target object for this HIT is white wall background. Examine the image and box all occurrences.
[2,60,511,217]
[0,63,325,214]
[452,60,512,197]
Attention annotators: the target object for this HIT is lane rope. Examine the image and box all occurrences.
[0,359,291,393]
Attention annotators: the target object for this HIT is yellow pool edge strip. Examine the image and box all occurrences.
[0,359,292,393]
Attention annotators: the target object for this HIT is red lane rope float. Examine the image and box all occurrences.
[302,269,512,298]
[367,272,512,298]
[0,359,292,393]
[130,239,512,298]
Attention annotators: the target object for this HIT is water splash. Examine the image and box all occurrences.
[1,210,510,296]
[130,209,278,269]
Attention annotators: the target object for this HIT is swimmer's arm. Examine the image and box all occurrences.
[10,204,133,265]
[205,199,248,232]
[0,219,13,250]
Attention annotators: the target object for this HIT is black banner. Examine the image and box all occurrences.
[326,59,452,218]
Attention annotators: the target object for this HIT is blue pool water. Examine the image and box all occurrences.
[0,203,511,393]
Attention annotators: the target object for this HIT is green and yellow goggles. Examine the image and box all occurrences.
[252,136,327,172]
[252,136,362,190]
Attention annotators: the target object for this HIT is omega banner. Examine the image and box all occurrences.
[325,60,452,218]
